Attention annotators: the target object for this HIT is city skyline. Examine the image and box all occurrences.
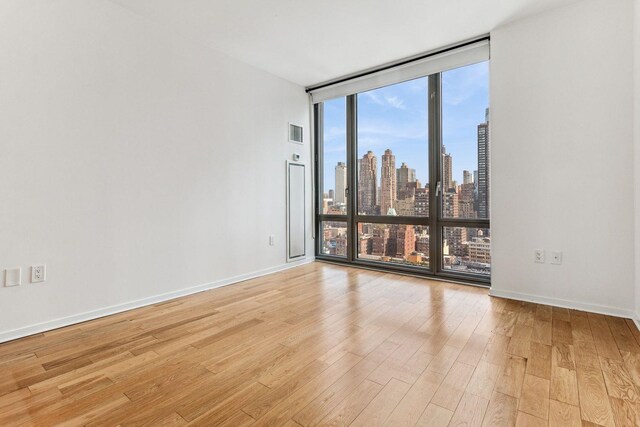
[320,61,490,275]
[323,108,489,219]
[322,61,489,192]
[321,106,490,275]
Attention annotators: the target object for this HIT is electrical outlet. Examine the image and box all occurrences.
[31,265,46,283]
[534,249,545,263]
[269,235,275,246]
[4,268,21,287]
[551,251,562,265]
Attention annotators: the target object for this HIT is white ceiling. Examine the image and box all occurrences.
[109,0,581,87]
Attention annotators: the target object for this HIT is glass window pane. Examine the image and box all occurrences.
[441,62,490,219]
[357,78,429,217]
[320,221,348,257]
[357,223,429,269]
[321,98,347,215]
[442,227,490,276]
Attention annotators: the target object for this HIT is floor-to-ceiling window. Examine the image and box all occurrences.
[317,97,348,257]
[313,39,490,285]
[355,78,431,269]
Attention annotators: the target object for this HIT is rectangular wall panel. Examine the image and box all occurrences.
[288,162,306,260]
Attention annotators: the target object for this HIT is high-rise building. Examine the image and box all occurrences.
[333,234,347,256]
[459,182,476,218]
[443,191,467,256]
[463,170,473,185]
[358,151,377,214]
[478,108,490,219]
[394,225,416,258]
[444,225,467,257]
[415,186,429,217]
[442,147,453,191]
[443,191,459,218]
[415,233,430,255]
[395,198,415,217]
[396,181,420,216]
[372,225,389,256]
[334,162,347,205]
[380,149,397,215]
[396,162,416,196]
[386,227,398,257]
[359,235,372,255]
[467,235,491,264]
[473,169,479,211]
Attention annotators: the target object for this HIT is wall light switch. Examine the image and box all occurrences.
[269,235,275,246]
[31,265,46,283]
[534,249,545,263]
[551,251,562,265]
[4,268,21,287]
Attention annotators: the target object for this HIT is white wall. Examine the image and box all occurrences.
[0,0,312,340]
[635,0,640,320]
[490,0,636,317]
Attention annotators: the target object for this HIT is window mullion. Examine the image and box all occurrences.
[429,74,442,274]
[346,95,358,263]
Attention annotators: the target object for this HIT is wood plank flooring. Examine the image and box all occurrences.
[1,262,640,426]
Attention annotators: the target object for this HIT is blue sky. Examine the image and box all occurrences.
[322,61,489,193]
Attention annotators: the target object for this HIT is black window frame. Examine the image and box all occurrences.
[314,73,490,286]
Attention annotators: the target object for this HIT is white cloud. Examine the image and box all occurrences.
[362,91,407,110]
[357,121,428,147]
[385,96,406,110]
[362,91,384,106]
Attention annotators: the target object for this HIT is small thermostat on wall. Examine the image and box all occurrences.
[292,153,301,161]
[289,123,303,144]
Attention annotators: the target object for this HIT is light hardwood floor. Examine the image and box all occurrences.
[1,262,640,426]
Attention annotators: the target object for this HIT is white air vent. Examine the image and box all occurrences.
[289,123,303,144]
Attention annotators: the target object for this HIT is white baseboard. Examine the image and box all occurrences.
[0,258,315,344]
[489,288,637,320]
[634,314,640,332]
